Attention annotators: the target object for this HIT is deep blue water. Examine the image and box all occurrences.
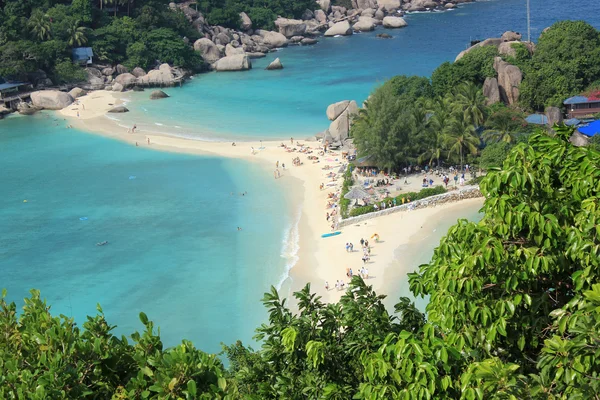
[112,0,600,140]
[0,114,297,352]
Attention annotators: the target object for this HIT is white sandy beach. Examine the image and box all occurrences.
[59,90,484,303]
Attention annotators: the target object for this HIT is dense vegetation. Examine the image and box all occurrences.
[0,0,207,81]
[198,0,316,30]
[2,126,600,398]
[351,20,600,173]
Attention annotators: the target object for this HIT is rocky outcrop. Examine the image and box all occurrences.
[501,31,522,41]
[150,90,169,100]
[404,0,438,11]
[377,33,393,39]
[225,43,245,57]
[545,106,563,126]
[325,100,359,143]
[324,21,352,36]
[247,52,266,58]
[258,30,288,48]
[30,90,74,110]
[570,130,589,147]
[314,9,327,24]
[85,67,105,90]
[266,58,283,70]
[327,100,351,121]
[482,77,500,105]
[275,18,307,38]
[137,64,178,86]
[353,16,378,32]
[132,67,146,78]
[378,0,401,11]
[114,73,137,88]
[445,3,456,8]
[302,9,314,20]
[112,82,124,92]
[301,38,318,45]
[382,16,407,28]
[108,105,129,113]
[116,64,128,74]
[493,57,522,105]
[68,87,86,99]
[455,38,503,61]
[317,0,331,12]
[357,0,377,9]
[214,54,252,71]
[194,38,222,64]
[102,67,115,76]
[239,12,252,30]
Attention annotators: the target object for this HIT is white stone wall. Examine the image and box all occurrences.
[338,186,482,227]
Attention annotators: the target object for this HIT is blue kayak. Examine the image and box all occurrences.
[321,231,341,238]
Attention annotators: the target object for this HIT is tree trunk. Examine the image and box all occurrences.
[100,0,102,9]
[127,0,130,16]
[460,146,463,172]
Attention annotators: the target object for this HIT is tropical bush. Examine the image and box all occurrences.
[347,186,447,218]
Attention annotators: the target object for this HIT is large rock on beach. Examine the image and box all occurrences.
[301,9,314,20]
[68,87,86,99]
[108,105,129,113]
[314,9,327,24]
[482,77,500,105]
[30,90,74,110]
[382,16,408,28]
[275,18,307,38]
[353,16,378,31]
[493,57,522,105]
[259,30,288,48]
[225,43,245,57]
[132,67,146,78]
[114,73,137,88]
[239,12,252,30]
[137,64,176,86]
[150,90,169,100]
[378,0,401,11]
[405,0,438,11]
[85,67,104,90]
[266,58,283,70]
[327,100,351,121]
[247,52,266,58]
[194,38,222,64]
[214,54,252,71]
[116,64,129,74]
[324,21,353,36]
[102,67,115,76]
[112,82,124,92]
[357,0,377,9]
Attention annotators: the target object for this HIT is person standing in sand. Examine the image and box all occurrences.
[147,138,150,145]
[290,137,293,145]
[325,281,330,291]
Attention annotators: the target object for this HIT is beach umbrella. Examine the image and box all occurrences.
[344,186,370,206]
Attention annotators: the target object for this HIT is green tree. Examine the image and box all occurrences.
[482,107,527,144]
[479,141,512,169]
[66,20,88,47]
[53,58,87,83]
[28,10,52,41]
[420,97,452,167]
[445,114,479,169]
[71,0,93,24]
[519,21,600,110]
[455,81,487,127]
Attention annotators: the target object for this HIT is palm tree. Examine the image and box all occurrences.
[455,82,487,128]
[419,96,454,167]
[28,11,52,41]
[446,114,480,171]
[482,108,526,144]
[67,21,88,47]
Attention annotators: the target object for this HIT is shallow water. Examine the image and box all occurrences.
[0,114,298,352]
[113,0,600,140]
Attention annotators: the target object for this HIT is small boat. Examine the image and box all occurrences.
[96,241,109,246]
[321,231,341,238]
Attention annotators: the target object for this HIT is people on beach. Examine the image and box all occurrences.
[232,142,236,146]
[237,227,242,231]
[251,146,255,155]
[325,281,330,291]
[132,124,137,133]
[135,142,138,146]
[147,138,150,145]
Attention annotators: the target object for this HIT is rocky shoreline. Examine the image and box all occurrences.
[5,0,482,114]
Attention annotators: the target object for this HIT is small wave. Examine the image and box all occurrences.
[141,107,148,112]
[154,122,164,126]
[105,115,121,122]
[174,125,182,129]
[275,205,302,291]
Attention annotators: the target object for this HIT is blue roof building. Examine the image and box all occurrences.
[0,77,31,100]
[72,47,93,65]
[564,95,600,119]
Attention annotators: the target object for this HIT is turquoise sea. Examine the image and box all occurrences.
[2,0,600,352]
[0,114,299,352]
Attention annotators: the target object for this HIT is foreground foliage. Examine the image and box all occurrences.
[3,127,600,399]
